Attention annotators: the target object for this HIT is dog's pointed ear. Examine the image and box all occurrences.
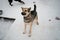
[21,7,23,10]
[28,7,31,10]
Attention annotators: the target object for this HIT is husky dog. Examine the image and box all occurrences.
[8,0,25,6]
[21,4,39,37]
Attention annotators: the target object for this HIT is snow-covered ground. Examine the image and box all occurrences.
[0,18,15,40]
[0,0,60,40]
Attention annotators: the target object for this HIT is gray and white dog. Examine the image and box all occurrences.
[21,4,39,37]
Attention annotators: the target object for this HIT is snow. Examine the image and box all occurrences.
[0,18,15,40]
[0,0,60,40]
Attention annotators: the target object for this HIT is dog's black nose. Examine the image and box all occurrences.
[21,12,26,15]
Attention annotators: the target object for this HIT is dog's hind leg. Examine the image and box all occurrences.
[35,16,39,25]
[8,0,13,6]
[23,23,27,34]
[9,2,13,6]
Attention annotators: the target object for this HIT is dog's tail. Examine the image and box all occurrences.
[34,4,36,11]
[33,2,36,11]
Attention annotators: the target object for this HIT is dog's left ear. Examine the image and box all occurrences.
[28,7,31,11]
[21,7,23,11]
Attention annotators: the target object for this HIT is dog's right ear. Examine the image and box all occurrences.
[28,7,31,10]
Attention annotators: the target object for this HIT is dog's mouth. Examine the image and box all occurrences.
[21,12,26,15]
[21,12,30,17]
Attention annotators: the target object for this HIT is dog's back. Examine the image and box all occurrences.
[31,4,37,20]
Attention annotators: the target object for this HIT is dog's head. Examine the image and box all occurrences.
[21,7,31,17]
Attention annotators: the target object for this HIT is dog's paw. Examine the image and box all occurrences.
[28,34,31,37]
[23,32,26,34]
[20,1,25,4]
[10,4,13,6]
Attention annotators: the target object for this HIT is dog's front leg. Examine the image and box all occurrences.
[23,23,26,34]
[28,22,32,37]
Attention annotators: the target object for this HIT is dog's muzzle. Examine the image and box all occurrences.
[21,12,26,15]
